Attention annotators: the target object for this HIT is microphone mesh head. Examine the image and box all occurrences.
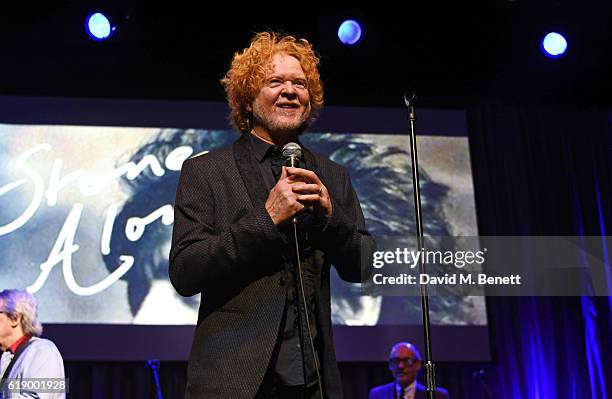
[282,142,302,159]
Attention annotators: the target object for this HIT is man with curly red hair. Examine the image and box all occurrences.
[170,31,375,399]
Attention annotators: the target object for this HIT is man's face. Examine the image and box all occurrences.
[388,344,422,387]
[251,53,311,138]
[0,300,20,350]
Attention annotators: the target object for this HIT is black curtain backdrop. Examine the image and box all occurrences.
[63,101,612,398]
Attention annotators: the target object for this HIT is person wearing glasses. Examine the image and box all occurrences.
[169,31,375,399]
[0,289,65,399]
[369,342,449,399]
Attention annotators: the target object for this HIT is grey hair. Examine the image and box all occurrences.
[0,289,43,337]
[390,342,422,361]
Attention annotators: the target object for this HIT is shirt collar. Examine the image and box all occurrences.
[7,335,30,354]
[247,131,275,163]
[396,381,416,398]
[247,131,306,164]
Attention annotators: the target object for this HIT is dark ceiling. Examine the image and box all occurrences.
[2,1,612,108]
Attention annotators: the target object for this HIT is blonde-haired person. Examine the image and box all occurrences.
[0,289,65,399]
[170,31,375,398]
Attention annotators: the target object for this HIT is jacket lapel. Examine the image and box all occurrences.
[302,146,320,176]
[415,383,426,399]
[233,133,269,208]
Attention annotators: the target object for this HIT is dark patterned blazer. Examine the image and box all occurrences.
[369,382,450,399]
[169,133,375,399]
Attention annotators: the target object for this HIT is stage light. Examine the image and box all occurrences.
[541,32,567,58]
[86,12,113,41]
[338,20,362,45]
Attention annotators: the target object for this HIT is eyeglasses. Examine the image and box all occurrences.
[266,78,308,90]
[389,357,419,367]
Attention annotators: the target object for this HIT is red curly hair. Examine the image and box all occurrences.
[221,32,324,133]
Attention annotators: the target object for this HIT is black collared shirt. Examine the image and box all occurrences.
[246,132,319,387]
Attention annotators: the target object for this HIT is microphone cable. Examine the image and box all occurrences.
[292,220,324,399]
[285,145,324,399]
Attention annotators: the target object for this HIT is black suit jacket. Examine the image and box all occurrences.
[369,382,450,399]
[169,134,375,398]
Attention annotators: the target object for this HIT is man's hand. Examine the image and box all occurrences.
[265,166,304,225]
[287,166,332,221]
[265,166,332,225]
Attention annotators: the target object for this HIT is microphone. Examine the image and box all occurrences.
[282,142,303,224]
[282,142,306,223]
[282,142,302,167]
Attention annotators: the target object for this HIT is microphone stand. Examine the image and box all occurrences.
[288,154,325,399]
[145,359,164,399]
[404,93,437,399]
[473,369,496,399]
